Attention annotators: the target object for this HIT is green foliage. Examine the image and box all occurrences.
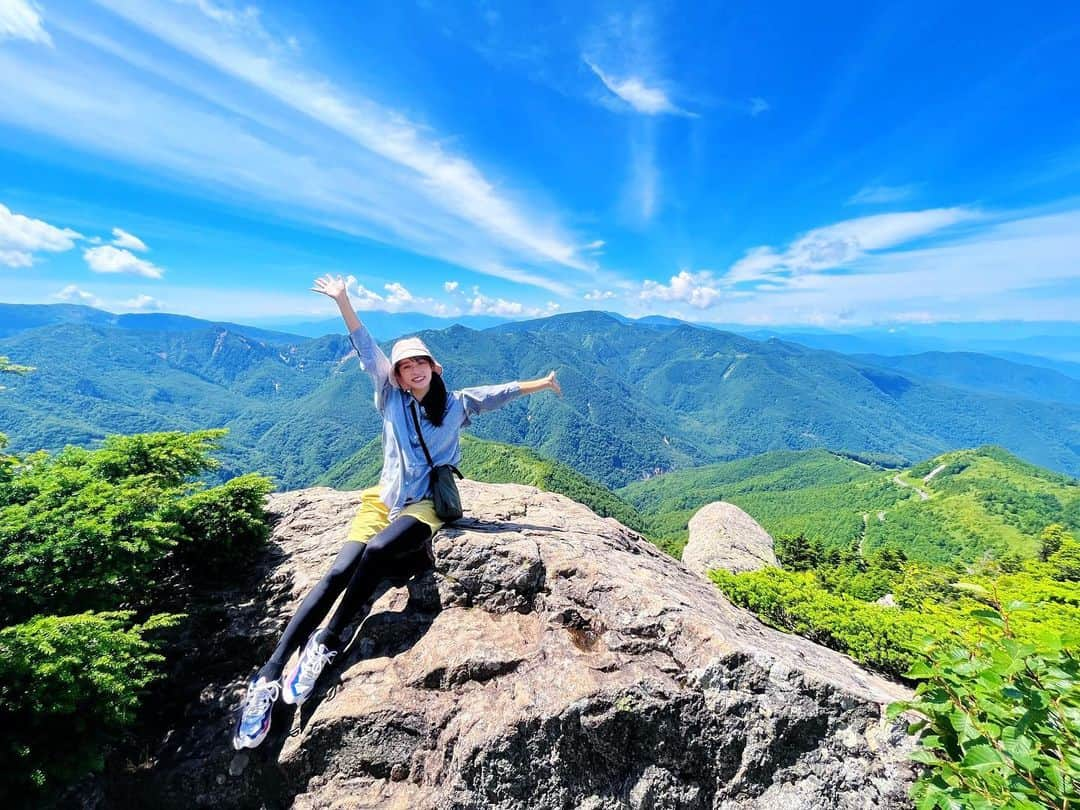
[1049,538,1080,582]
[5,314,1080,490]
[0,430,260,623]
[710,568,937,676]
[1041,523,1070,561]
[889,597,1080,810]
[0,355,34,392]
[90,430,225,486]
[173,473,274,576]
[0,611,180,802]
[623,446,1080,566]
[0,430,272,802]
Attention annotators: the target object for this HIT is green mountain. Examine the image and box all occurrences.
[3,311,1080,489]
[316,434,647,532]
[619,446,1080,563]
[0,303,302,344]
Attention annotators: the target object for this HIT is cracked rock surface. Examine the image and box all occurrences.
[683,502,779,576]
[130,481,915,809]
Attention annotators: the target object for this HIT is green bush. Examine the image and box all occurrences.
[173,473,274,575]
[890,593,1080,809]
[709,568,941,677]
[0,430,273,802]
[0,611,179,802]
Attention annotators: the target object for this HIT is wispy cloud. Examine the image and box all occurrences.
[0,0,51,45]
[94,0,589,273]
[645,206,1080,324]
[585,58,696,117]
[84,245,164,278]
[847,184,919,205]
[749,97,770,116]
[0,202,81,267]
[0,1,590,293]
[111,227,148,252]
[725,207,979,286]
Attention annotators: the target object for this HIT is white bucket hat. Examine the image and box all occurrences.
[390,337,443,376]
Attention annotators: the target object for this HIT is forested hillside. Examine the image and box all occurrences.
[621,446,1080,562]
[2,310,1080,491]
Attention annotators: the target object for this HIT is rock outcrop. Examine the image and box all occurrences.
[127,481,915,809]
[683,502,779,576]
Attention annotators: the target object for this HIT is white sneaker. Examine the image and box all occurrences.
[232,676,280,749]
[282,630,337,706]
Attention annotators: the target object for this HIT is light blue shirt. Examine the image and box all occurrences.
[348,324,523,518]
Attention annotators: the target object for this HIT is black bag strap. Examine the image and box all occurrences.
[409,399,464,479]
[408,399,435,468]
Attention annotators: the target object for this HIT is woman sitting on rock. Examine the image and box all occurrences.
[233,274,562,750]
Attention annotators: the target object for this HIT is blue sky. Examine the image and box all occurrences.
[1,0,1078,326]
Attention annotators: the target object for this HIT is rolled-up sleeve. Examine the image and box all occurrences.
[455,382,523,426]
[348,325,395,410]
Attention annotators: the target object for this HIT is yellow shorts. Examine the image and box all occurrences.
[346,486,444,543]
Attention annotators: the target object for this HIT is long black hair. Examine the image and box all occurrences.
[420,370,448,427]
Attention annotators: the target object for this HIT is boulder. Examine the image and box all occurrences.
[683,502,779,576]
[122,481,915,809]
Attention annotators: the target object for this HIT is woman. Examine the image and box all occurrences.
[233,274,562,749]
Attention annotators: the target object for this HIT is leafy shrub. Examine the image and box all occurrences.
[709,568,941,676]
[0,611,179,803]
[890,591,1080,809]
[173,473,274,575]
[0,430,272,801]
[1049,538,1080,582]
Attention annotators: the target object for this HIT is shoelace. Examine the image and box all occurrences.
[242,680,280,720]
[298,644,337,686]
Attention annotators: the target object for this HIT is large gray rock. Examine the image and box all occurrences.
[684,501,779,576]
[126,481,915,809]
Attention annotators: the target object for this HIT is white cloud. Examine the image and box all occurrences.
[469,293,524,317]
[111,227,148,251]
[0,0,51,45]
[346,276,437,313]
[119,293,162,311]
[584,289,616,301]
[725,207,978,285]
[583,240,605,252]
[749,97,769,116]
[0,202,81,267]
[693,206,1080,324]
[83,245,164,278]
[443,280,459,292]
[640,270,722,309]
[54,284,103,307]
[847,184,918,205]
[65,0,588,285]
[585,58,696,117]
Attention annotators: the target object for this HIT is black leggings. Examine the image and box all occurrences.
[261,516,434,679]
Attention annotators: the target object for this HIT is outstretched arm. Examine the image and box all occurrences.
[312,274,394,405]
[457,371,561,426]
[518,371,561,397]
[311,274,361,333]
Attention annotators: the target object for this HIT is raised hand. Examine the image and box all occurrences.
[311,274,349,301]
[546,370,562,397]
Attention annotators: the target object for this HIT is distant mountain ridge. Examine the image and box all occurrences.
[1,308,1079,489]
[0,303,303,344]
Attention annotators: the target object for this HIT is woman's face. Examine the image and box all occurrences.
[395,356,433,392]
